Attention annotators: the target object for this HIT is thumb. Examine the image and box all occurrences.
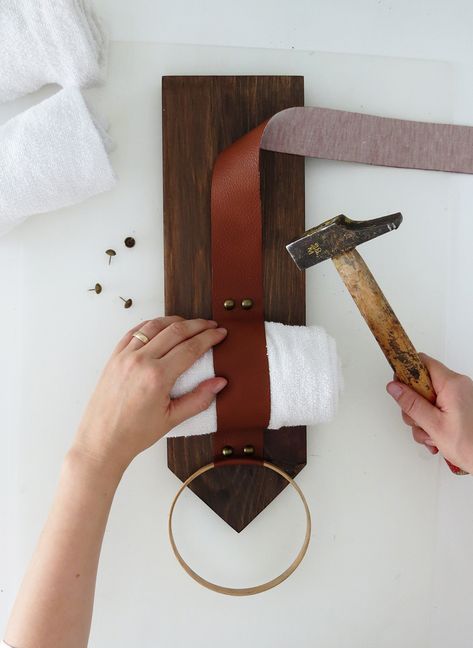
[387,381,443,436]
[168,377,227,428]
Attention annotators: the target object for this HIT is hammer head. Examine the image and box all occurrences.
[286,212,403,270]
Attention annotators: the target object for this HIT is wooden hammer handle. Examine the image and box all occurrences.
[332,248,466,475]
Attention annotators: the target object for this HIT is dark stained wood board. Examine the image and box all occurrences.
[162,76,306,532]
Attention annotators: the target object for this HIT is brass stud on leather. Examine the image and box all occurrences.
[222,446,233,457]
[224,299,235,311]
[241,298,253,310]
[243,445,255,455]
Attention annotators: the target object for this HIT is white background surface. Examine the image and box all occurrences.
[1,2,473,647]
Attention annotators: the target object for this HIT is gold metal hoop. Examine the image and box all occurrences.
[168,460,311,596]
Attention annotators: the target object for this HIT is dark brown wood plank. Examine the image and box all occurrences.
[163,76,306,532]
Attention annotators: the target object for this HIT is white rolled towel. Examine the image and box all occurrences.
[168,321,343,437]
[0,88,116,236]
[0,0,107,103]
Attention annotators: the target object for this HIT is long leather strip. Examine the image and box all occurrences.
[262,106,473,173]
[211,123,270,459]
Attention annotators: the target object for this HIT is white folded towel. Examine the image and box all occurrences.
[168,321,343,437]
[0,88,116,236]
[0,0,107,103]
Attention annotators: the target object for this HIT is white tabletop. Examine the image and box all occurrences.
[1,13,473,648]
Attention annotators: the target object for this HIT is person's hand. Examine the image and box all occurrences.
[386,353,473,474]
[72,316,228,474]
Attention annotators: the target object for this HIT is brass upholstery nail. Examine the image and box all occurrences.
[88,283,102,294]
[243,445,255,455]
[119,297,133,309]
[124,237,136,248]
[106,249,116,265]
[241,298,253,310]
[224,299,235,311]
[222,446,233,457]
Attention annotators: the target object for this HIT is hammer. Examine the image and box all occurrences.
[286,212,466,475]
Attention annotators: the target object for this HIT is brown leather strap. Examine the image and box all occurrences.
[211,122,270,460]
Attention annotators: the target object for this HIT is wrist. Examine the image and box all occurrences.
[64,444,127,490]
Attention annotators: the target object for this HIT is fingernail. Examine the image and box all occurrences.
[425,444,437,454]
[424,438,436,446]
[211,379,227,394]
[209,320,218,326]
[216,327,227,335]
[387,382,403,399]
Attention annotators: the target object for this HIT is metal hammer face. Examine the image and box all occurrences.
[286,212,403,270]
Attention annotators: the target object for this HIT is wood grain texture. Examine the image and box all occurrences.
[163,76,306,532]
[332,249,434,400]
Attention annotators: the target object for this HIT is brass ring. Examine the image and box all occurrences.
[168,460,311,596]
[132,331,150,345]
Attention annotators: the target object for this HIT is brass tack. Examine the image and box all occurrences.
[105,249,116,265]
[124,236,136,248]
[119,296,133,309]
[222,446,233,457]
[243,445,255,455]
[224,299,235,311]
[88,283,102,294]
[241,298,253,310]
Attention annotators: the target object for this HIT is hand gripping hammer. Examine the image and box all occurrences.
[286,212,466,475]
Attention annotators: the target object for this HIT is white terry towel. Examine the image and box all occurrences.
[0,88,116,236]
[168,321,343,437]
[0,0,107,103]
